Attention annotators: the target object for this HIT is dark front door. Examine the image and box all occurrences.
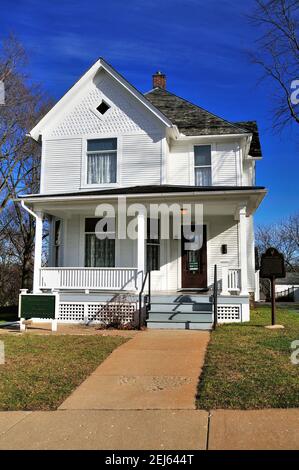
[181,225,207,289]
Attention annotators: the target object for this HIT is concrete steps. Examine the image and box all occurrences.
[147,294,213,330]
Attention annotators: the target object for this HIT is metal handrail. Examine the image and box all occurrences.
[138,270,151,329]
[213,264,218,329]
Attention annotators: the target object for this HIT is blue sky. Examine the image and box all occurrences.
[1,0,298,225]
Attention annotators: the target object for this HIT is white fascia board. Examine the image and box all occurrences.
[248,154,263,160]
[176,133,251,141]
[18,189,267,204]
[29,58,173,141]
[29,59,100,141]
[99,59,172,128]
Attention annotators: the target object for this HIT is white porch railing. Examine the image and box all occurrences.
[221,263,241,295]
[228,268,241,292]
[39,267,139,291]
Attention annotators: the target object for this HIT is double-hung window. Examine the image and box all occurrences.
[54,219,62,267]
[194,145,212,186]
[146,218,160,271]
[85,218,115,267]
[87,138,117,184]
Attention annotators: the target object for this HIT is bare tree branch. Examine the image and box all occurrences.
[249,0,299,130]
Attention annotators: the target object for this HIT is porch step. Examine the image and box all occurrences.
[147,312,213,322]
[147,321,213,330]
[148,294,212,303]
[146,293,214,330]
[149,303,212,313]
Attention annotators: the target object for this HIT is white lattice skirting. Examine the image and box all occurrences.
[58,301,138,325]
[217,304,241,323]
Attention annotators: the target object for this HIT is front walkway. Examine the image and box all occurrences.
[0,328,299,449]
[60,330,210,410]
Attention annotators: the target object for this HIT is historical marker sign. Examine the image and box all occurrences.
[260,247,286,279]
[18,293,58,332]
[20,295,56,320]
[260,248,285,326]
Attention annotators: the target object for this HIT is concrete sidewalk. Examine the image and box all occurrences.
[1,330,298,449]
[60,330,210,410]
[0,409,298,450]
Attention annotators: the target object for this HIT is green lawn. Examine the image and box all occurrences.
[0,334,127,410]
[197,305,299,409]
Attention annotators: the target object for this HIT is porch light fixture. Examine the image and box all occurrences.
[180,208,189,215]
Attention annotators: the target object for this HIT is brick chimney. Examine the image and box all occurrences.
[152,71,166,89]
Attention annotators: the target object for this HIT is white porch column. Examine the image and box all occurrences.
[254,270,260,302]
[238,206,248,296]
[33,211,43,293]
[137,211,146,290]
[220,261,229,296]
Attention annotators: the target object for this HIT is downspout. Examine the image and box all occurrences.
[21,199,38,220]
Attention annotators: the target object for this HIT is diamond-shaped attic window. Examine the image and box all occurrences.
[96,101,110,115]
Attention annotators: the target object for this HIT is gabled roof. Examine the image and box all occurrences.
[145,88,262,157]
[145,88,250,136]
[234,121,262,158]
[29,58,173,140]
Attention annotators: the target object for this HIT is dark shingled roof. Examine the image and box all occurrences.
[234,121,262,158]
[145,88,262,157]
[21,184,266,199]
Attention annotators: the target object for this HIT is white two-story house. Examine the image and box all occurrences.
[20,58,266,329]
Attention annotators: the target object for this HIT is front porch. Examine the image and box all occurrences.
[38,265,242,294]
[19,186,265,327]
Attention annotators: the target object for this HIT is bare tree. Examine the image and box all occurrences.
[256,215,299,270]
[256,214,299,299]
[250,0,299,130]
[0,34,52,302]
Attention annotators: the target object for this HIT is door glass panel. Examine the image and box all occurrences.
[187,250,200,272]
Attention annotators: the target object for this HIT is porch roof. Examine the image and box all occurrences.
[19,185,267,217]
[20,184,266,199]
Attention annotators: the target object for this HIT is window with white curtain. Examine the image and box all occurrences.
[87,138,117,184]
[54,219,62,267]
[85,218,115,267]
[146,218,160,271]
[194,145,212,186]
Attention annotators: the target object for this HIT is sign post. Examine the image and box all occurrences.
[260,247,285,327]
[270,276,276,326]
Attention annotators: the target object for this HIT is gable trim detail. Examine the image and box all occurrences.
[29,58,173,141]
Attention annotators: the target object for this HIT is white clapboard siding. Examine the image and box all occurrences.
[167,140,240,186]
[42,138,82,193]
[50,70,163,138]
[207,217,239,286]
[167,140,191,185]
[213,143,238,186]
[121,133,163,186]
[246,215,255,291]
